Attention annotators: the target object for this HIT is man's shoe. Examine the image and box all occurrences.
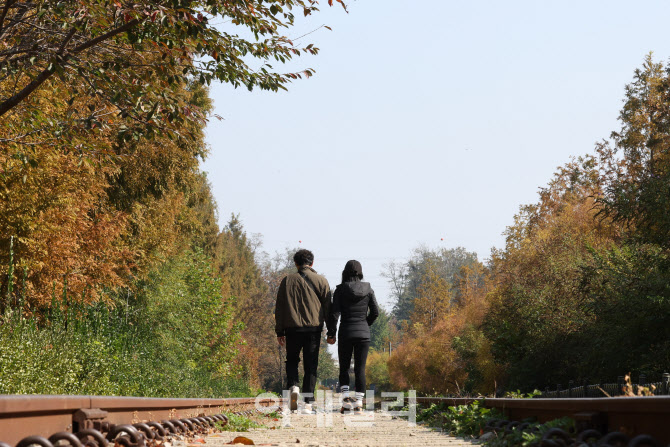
[289,386,299,411]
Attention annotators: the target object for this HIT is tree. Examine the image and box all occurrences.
[316,336,338,384]
[387,312,469,396]
[480,57,670,391]
[207,215,267,387]
[140,248,243,379]
[453,261,486,307]
[365,350,391,391]
[0,80,222,306]
[0,123,131,307]
[386,253,496,396]
[579,243,670,379]
[411,260,453,330]
[597,54,670,246]
[384,246,479,324]
[369,306,391,352]
[576,55,670,379]
[1,0,346,145]
[484,157,619,389]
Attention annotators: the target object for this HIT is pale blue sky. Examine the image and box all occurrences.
[203,0,670,309]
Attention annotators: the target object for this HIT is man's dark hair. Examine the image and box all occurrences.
[294,249,314,266]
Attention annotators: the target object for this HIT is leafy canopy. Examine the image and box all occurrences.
[0,0,346,144]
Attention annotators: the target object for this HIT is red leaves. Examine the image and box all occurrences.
[328,0,348,12]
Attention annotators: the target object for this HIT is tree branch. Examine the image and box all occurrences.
[0,64,57,118]
[0,46,38,58]
[0,0,18,38]
[0,1,31,40]
[0,18,141,118]
[58,26,78,54]
[71,18,139,54]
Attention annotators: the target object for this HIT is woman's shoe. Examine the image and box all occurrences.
[354,393,364,413]
[340,398,354,413]
[289,386,300,411]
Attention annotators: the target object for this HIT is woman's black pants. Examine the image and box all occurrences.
[338,337,370,393]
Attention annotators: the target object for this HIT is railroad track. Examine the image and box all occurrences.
[0,395,274,446]
[1,394,669,446]
[412,396,670,445]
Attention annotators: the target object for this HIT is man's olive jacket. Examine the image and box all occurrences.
[275,266,333,337]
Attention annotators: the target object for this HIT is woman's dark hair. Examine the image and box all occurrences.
[293,249,314,266]
[341,260,364,283]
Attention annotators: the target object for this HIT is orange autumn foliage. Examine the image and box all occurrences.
[410,260,453,331]
[0,142,131,306]
[0,75,214,309]
[483,157,621,388]
[388,310,469,395]
[388,262,499,396]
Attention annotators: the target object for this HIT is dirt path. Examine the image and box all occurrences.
[181,411,479,447]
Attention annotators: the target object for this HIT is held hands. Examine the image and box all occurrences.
[279,335,335,345]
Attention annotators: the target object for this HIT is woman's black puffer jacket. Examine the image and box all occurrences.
[327,279,379,341]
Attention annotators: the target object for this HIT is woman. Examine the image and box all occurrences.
[326,260,379,412]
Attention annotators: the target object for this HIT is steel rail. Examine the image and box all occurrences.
[0,394,277,446]
[411,396,670,444]
[3,394,670,445]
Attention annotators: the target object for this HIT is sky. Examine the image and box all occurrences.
[202,0,670,310]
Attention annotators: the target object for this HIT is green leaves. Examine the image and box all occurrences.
[417,400,501,437]
[1,0,347,145]
[0,249,253,397]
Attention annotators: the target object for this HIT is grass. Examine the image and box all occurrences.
[417,400,502,437]
[212,405,282,432]
[0,302,255,397]
[0,249,257,398]
[416,400,576,446]
[218,413,263,432]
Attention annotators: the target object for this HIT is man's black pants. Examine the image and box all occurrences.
[338,338,370,393]
[286,331,321,402]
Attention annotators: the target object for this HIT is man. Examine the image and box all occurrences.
[275,249,332,412]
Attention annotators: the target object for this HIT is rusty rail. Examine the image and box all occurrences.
[412,396,670,444]
[3,394,670,445]
[0,395,275,446]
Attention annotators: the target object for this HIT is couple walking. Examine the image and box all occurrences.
[275,249,379,413]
